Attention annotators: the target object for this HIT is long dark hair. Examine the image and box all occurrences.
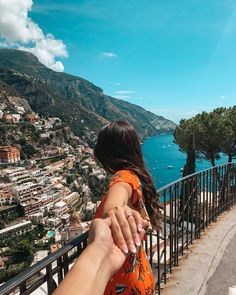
[94,120,161,231]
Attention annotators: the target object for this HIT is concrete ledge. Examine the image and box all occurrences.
[162,205,236,295]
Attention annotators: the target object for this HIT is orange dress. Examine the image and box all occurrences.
[95,170,155,295]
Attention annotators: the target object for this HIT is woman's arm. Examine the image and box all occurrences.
[103,182,147,254]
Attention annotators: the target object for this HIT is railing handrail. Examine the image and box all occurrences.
[156,162,233,193]
[0,232,88,294]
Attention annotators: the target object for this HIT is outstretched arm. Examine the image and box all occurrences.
[53,218,125,295]
[103,182,148,254]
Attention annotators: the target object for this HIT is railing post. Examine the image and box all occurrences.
[156,231,161,295]
[57,257,63,285]
[181,179,185,255]
[163,189,167,284]
[174,182,178,267]
[63,253,69,276]
[198,172,202,238]
[169,186,173,273]
[46,263,54,295]
[19,281,27,294]
[202,170,206,231]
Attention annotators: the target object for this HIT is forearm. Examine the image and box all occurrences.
[102,183,131,216]
[53,244,110,295]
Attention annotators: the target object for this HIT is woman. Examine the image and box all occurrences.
[94,120,161,295]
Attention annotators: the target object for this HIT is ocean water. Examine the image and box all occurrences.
[142,134,231,189]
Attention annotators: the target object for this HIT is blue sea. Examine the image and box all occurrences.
[142,134,231,189]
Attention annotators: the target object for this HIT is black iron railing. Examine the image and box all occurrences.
[1,163,236,295]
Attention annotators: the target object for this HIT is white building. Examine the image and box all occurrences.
[53,201,69,218]
[4,167,32,184]
[15,105,25,114]
[63,192,79,207]
[13,182,43,203]
[47,217,61,227]
[0,220,32,240]
[31,168,49,183]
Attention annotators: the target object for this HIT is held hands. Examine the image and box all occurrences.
[88,208,148,276]
[88,218,126,276]
[105,205,148,254]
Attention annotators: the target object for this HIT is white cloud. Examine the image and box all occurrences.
[150,106,218,123]
[115,90,135,94]
[101,51,117,58]
[0,0,67,72]
[115,95,132,100]
[105,81,120,86]
[220,95,226,99]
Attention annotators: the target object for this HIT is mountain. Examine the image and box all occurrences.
[0,49,176,143]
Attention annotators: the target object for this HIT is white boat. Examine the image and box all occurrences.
[167,165,174,169]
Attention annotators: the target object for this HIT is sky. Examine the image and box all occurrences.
[0,0,236,123]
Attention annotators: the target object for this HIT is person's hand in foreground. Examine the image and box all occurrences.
[53,218,126,295]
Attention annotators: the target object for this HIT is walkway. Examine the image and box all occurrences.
[162,205,236,295]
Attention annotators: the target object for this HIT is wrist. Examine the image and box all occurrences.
[90,241,112,278]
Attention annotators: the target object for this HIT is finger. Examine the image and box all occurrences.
[116,210,136,254]
[132,210,143,232]
[139,229,146,241]
[142,219,149,230]
[110,215,128,254]
[126,213,141,247]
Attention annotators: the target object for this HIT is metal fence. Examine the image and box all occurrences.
[151,162,236,293]
[1,163,236,295]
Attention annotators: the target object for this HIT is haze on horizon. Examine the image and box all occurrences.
[0,0,236,123]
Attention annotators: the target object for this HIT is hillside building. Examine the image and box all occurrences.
[3,113,20,124]
[3,167,32,184]
[0,146,20,163]
[0,183,15,205]
[13,182,43,203]
[0,220,32,240]
[24,113,39,123]
[53,201,69,218]
[63,192,79,207]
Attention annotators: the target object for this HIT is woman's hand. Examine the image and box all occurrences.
[105,205,148,254]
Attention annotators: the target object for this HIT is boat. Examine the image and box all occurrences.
[167,165,174,169]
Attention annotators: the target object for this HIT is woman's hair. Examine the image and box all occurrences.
[94,120,161,231]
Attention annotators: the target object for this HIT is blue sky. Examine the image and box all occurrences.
[1,0,236,123]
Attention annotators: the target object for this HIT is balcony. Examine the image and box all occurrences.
[1,163,236,295]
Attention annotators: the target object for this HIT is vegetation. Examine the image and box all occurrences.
[0,224,50,283]
[174,107,236,177]
[174,107,236,225]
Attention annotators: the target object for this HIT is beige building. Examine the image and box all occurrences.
[63,192,79,207]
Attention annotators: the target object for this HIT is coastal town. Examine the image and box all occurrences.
[0,97,108,282]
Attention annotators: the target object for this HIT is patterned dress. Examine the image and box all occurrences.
[94,170,155,294]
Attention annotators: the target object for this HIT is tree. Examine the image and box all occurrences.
[21,143,36,158]
[220,107,236,162]
[16,204,25,217]
[174,118,196,177]
[11,240,34,264]
[193,110,224,166]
